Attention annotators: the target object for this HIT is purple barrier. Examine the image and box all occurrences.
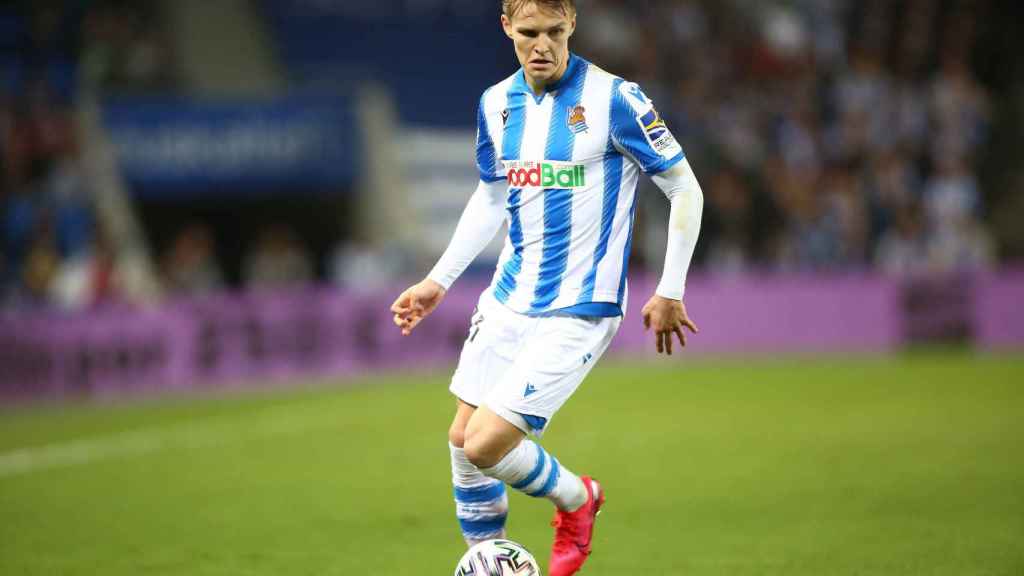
[973,269,1024,349]
[0,287,487,402]
[0,272,1020,402]
[613,274,902,355]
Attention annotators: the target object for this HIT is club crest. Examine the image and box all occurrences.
[567,105,588,134]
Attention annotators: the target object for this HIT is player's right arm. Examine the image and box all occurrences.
[392,92,509,335]
[391,179,508,335]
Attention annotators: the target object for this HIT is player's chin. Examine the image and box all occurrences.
[526,62,554,76]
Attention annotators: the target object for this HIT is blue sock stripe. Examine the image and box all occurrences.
[511,445,548,491]
[528,457,561,497]
[458,516,508,537]
[453,482,506,504]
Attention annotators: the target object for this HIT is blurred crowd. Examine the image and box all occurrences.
[1,0,1015,313]
[1,0,175,310]
[578,0,998,276]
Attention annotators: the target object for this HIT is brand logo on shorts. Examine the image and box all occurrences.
[524,383,538,397]
[503,160,586,189]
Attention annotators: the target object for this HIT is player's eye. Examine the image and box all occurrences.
[521,30,538,38]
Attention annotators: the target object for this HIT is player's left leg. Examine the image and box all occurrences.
[463,407,589,512]
[465,312,621,575]
[463,400,602,576]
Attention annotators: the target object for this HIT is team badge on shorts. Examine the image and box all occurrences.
[568,105,588,134]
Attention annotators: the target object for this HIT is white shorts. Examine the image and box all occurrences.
[449,291,622,437]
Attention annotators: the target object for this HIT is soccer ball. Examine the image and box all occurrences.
[454,539,542,575]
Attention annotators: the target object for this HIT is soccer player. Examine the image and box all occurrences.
[391,1,703,573]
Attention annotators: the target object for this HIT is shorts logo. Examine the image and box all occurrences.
[524,383,538,397]
[567,105,588,134]
[503,160,586,189]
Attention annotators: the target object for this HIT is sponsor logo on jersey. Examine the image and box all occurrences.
[501,108,510,126]
[503,160,586,189]
[567,105,588,134]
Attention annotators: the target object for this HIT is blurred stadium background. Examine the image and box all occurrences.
[1,0,1022,574]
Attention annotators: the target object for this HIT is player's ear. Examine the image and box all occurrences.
[501,14,514,39]
[566,12,577,39]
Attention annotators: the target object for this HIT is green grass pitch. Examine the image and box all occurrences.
[1,353,1022,575]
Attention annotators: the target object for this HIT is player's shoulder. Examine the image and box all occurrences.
[583,61,621,86]
[477,73,520,115]
[578,61,656,116]
[612,75,657,116]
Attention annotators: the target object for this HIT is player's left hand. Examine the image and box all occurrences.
[641,295,699,355]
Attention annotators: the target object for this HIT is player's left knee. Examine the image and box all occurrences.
[463,430,511,469]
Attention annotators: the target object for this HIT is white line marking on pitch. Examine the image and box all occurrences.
[0,409,335,479]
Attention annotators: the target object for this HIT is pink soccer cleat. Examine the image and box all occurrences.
[548,476,605,576]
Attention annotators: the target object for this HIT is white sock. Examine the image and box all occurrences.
[450,443,508,547]
[480,439,587,512]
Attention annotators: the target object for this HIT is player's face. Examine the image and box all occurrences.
[501,2,576,93]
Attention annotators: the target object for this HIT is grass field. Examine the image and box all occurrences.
[1,353,1022,575]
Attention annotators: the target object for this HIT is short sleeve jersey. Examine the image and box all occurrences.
[474,54,685,316]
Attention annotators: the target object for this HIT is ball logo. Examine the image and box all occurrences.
[503,160,586,189]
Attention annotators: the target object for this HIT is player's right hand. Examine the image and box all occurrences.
[390,278,447,336]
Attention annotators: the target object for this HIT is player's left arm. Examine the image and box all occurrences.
[642,159,703,355]
[610,81,703,355]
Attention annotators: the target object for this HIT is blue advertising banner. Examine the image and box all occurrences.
[103,97,359,194]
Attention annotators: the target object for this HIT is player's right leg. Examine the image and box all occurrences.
[447,295,520,547]
[448,399,508,547]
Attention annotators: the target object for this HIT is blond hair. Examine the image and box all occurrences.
[502,0,576,18]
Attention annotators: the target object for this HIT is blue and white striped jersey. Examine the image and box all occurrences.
[476,54,685,316]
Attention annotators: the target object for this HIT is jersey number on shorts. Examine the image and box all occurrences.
[468,310,485,343]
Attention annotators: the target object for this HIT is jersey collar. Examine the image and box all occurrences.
[514,53,585,102]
